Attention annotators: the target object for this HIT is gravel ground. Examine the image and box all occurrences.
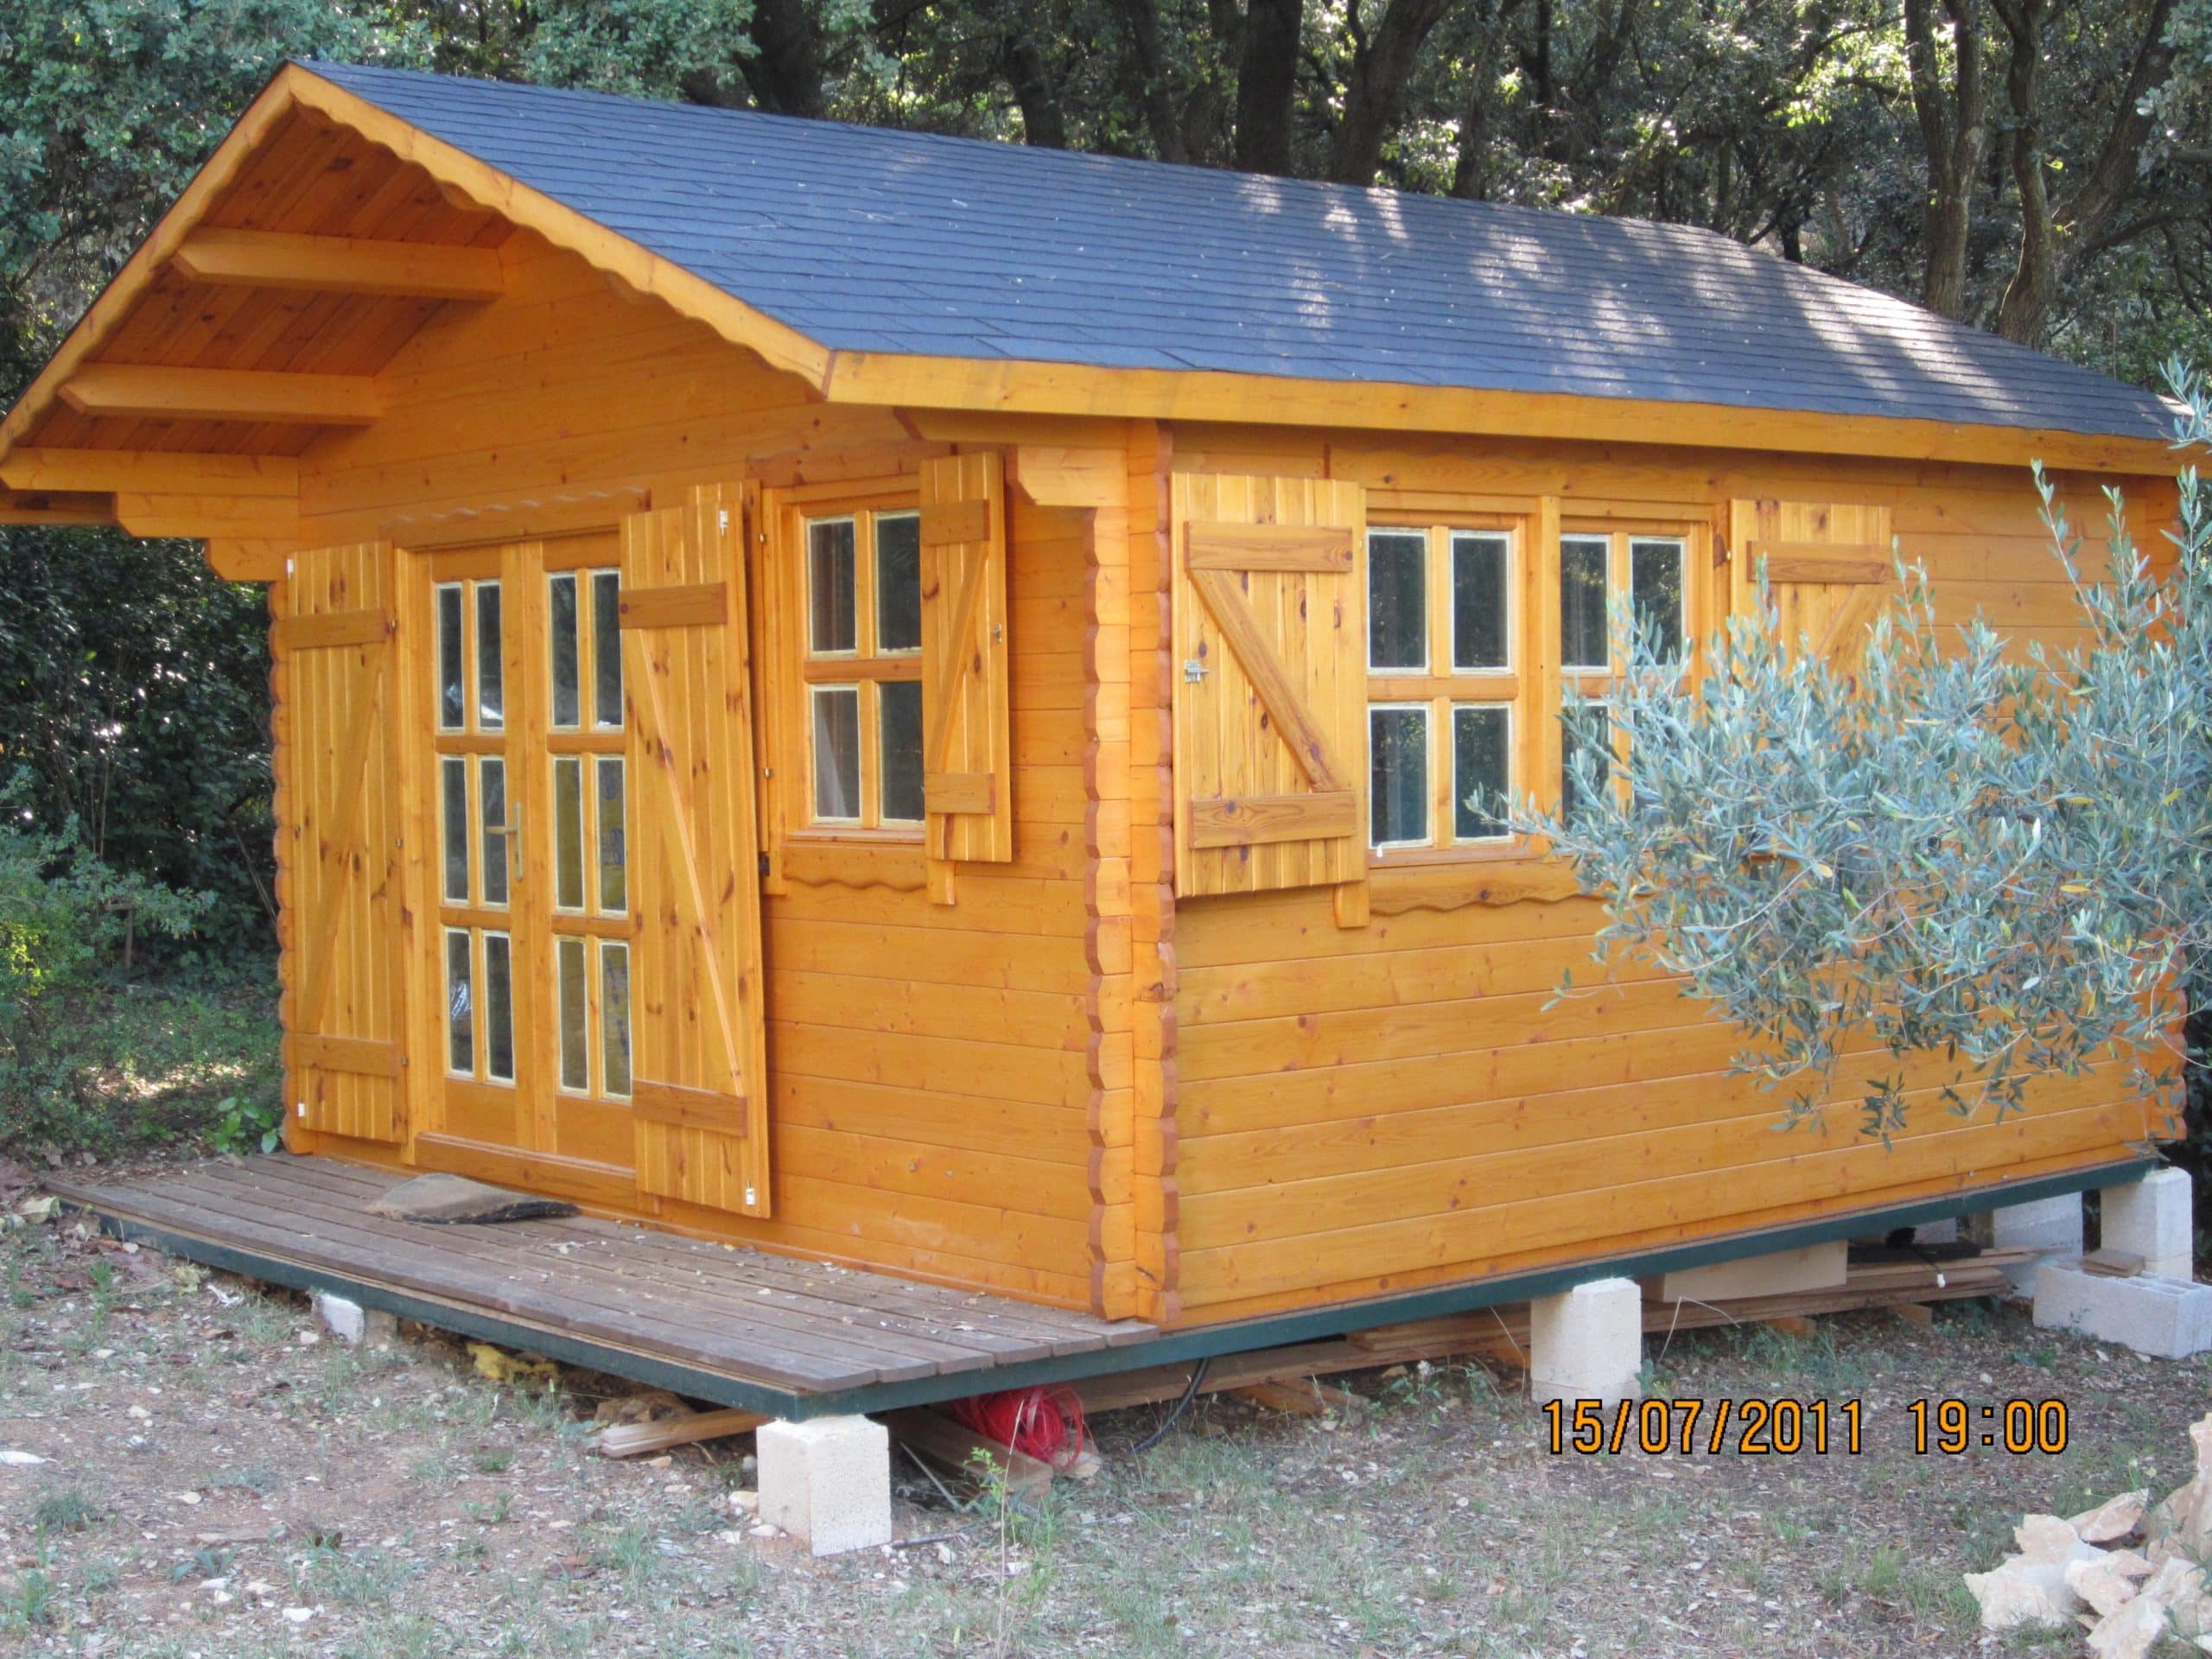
[2,1174,2208,1658]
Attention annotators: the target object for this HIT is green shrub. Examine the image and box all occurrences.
[0,773,279,1158]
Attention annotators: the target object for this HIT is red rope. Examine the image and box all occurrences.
[943,1385,1091,1469]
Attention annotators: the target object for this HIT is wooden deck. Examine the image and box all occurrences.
[50,1156,1154,1418]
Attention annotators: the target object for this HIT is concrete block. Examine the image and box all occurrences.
[310,1291,396,1347]
[757,1415,891,1556]
[1660,1241,1847,1303]
[1972,1193,2084,1293]
[2102,1169,2195,1282]
[2034,1262,2212,1359]
[1530,1277,1643,1408]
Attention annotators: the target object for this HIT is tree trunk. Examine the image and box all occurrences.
[1001,28,1069,149]
[1325,0,1456,186]
[1234,0,1304,174]
[1903,0,1985,319]
[1989,0,2055,343]
[736,0,828,119]
[1112,0,1191,163]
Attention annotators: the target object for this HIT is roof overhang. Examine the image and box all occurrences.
[0,61,2186,563]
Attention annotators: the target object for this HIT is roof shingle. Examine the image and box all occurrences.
[305,60,2175,442]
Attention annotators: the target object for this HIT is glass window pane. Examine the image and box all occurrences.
[874,512,921,653]
[553,756,584,910]
[1630,539,1686,663]
[1451,534,1510,671]
[1452,706,1511,840]
[556,936,588,1092]
[1560,537,1610,670]
[475,582,504,731]
[808,518,857,653]
[440,755,469,905]
[592,570,624,727]
[444,927,474,1075]
[878,680,924,823]
[596,757,627,913]
[1562,703,1612,827]
[601,942,632,1099]
[435,585,465,731]
[1368,531,1427,671]
[549,573,580,728]
[811,686,861,820]
[483,931,514,1083]
[1370,706,1429,847]
[479,757,509,907]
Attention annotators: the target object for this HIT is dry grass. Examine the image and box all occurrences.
[0,1199,2205,1657]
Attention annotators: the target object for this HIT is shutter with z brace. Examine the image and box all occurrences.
[1171,474,1369,899]
[1726,498,1896,669]
[620,488,771,1217]
[277,541,406,1146]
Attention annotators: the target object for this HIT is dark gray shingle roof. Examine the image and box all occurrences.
[306,60,2174,442]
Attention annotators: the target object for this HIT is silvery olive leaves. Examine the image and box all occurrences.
[1508,364,2212,1143]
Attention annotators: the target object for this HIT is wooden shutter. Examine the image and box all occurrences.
[278,542,405,1145]
[1170,474,1369,898]
[918,453,1014,897]
[1726,498,1896,669]
[620,488,771,1217]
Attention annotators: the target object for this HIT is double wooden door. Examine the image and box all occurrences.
[427,531,639,1176]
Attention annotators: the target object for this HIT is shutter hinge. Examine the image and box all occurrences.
[758,852,770,875]
[718,509,731,533]
[745,1187,757,1207]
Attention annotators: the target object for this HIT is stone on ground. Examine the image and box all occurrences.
[366,1173,579,1224]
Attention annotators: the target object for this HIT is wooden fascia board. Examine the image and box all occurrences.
[829,352,2185,477]
[172,227,506,301]
[280,67,831,390]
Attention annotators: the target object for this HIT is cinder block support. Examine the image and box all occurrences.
[1529,1277,1643,1408]
[1972,1192,2084,1294]
[757,1415,891,1556]
[2034,1262,2212,1359]
[2102,1169,2195,1281]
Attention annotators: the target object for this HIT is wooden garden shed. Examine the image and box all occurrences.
[3,60,2185,1354]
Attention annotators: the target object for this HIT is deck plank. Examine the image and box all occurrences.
[48,1154,1150,1400]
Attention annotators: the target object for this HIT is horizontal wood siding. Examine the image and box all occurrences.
[1167,429,2181,1324]
[293,232,1096,1306]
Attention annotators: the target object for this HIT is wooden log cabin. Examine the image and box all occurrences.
[3,60,2184,1341]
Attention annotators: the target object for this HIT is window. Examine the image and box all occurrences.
[1558,531,1685,810]
[1364,526,1517,852]
[795,506,925,833]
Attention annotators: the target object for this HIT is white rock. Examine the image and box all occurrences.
[2068,1554,2142,1618]
[0,1448,48,1466]
[2088,1591,2171,1659]
[2072,1491,2151,1543]
[2017,1514,2089,1560]
[1965,1557,2076,1630]
[281,1607,314,1624]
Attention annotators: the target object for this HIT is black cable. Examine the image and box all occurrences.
[1131,1356,1210,1453]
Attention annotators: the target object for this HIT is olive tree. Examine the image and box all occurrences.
[1511,364,2212,1141]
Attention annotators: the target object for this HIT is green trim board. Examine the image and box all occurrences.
[63,1157,2149,1421]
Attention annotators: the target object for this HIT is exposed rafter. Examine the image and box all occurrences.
[0,488,114,526]
[0,448,298,496]
[60,365,379,427]
[171,228,505,301]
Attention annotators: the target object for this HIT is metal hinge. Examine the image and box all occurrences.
[718,509,731,533]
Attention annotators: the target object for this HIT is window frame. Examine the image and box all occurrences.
[1555,522,1695,817]
[759,480,929,883]
[1362,519,1526,863]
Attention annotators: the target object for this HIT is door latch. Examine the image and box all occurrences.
[1183,658,1209,683]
